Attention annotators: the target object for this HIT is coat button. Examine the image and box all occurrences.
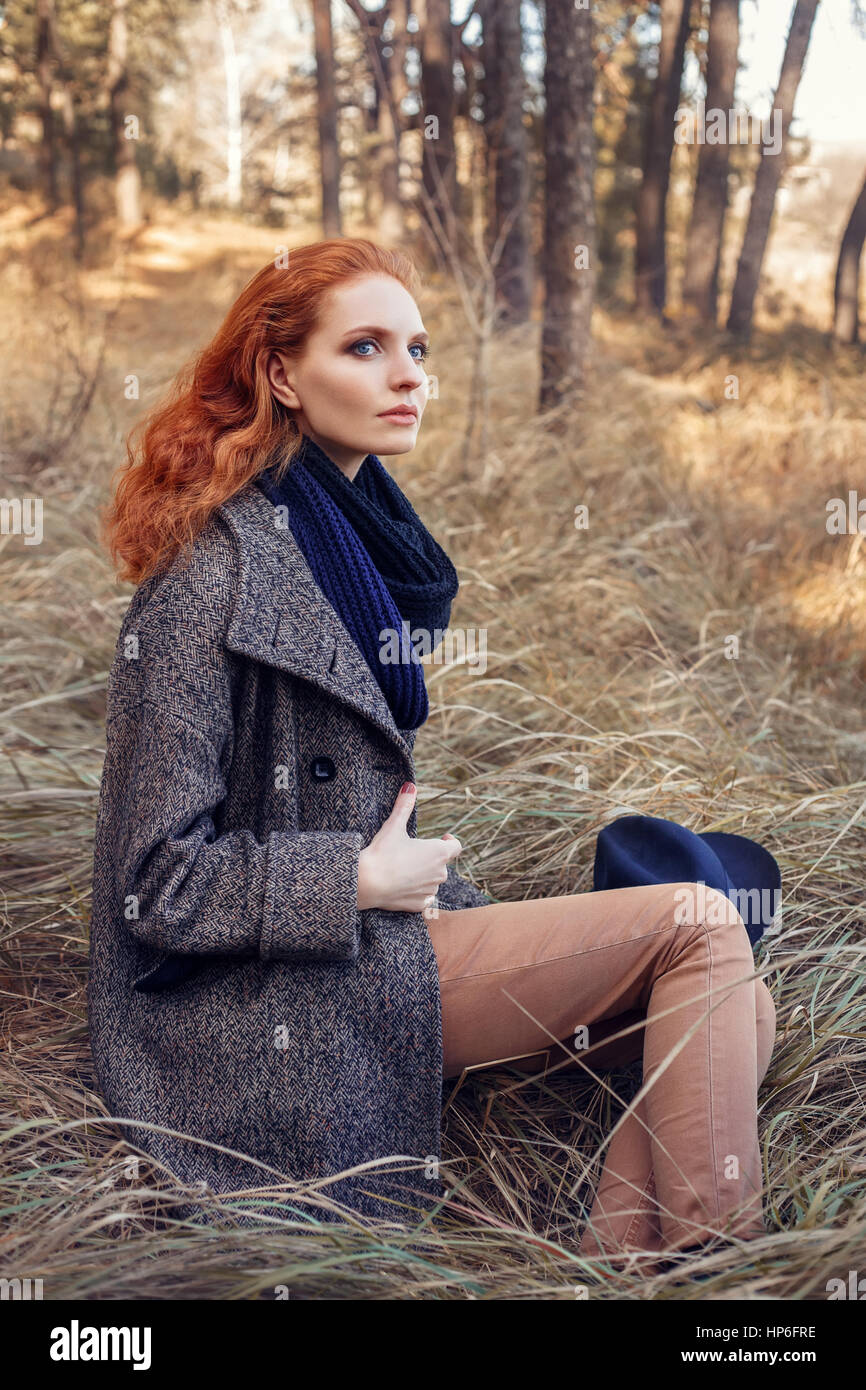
[310,755,337,781]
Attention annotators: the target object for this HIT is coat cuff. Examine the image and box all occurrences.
[261,830,363,962]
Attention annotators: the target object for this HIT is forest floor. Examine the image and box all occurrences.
[1,192,865,1300]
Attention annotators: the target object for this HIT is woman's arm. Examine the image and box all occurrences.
[100,535,363,966]
[114,697,364,963]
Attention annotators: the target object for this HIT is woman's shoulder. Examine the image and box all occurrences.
[161,506,240,601]
[129,507,240,638]
[108,509,242,730]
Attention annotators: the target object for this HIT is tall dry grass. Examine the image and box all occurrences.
[1,209,865,1299]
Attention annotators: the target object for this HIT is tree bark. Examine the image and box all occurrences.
[216,0,243,212]
[378,0,409,243]
[634,0,692,315]
[108,0,141,236]
[485,0,532,324]
[312,0,342,236]
[36,0,59,211]
[726,0,821,336]
[418,0,459,257]
[56,64,85,257]
[477,0,500,265]
[833,168,866,344]
[681,0,740,321]
[344,0,411,243]
[540,0,596,413]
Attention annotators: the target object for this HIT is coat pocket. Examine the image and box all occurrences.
[132,951,207,993]
[132,945,258,994]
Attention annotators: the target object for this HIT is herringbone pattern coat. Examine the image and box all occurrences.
[87,479,493,1225]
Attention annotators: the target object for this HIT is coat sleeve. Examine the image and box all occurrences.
[106,548,363,966]
[434,858,495,912]
[117,701,364,963]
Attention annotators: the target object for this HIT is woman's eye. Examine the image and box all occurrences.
[350,338,430,362]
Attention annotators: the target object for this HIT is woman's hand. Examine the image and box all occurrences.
[357,783,462,914]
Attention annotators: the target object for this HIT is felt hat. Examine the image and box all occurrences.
[592,814,781,948]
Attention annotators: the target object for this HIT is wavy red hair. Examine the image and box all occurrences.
[101,238,423,586]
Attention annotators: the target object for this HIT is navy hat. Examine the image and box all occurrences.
[592,814,781,948]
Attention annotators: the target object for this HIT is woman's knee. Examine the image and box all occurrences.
[671,881,742,926]
[668,881,754,962]
[671,880,747,930]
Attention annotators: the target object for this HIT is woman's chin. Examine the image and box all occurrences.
[371,429,419,456]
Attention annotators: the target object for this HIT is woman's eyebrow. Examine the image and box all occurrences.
[340,325,429,342]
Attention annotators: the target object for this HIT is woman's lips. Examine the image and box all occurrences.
[379,410,418,423]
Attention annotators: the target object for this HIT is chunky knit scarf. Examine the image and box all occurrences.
[255,434,459,730]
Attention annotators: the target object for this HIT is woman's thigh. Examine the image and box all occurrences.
[427,881,752,1080]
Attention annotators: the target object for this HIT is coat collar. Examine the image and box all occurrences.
[217,480,416,769]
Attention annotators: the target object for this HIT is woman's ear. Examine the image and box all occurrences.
[266,349,302,410]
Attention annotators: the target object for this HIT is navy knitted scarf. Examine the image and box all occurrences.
[255,434,459,730]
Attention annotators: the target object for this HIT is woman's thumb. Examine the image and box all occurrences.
[387,781,416,825]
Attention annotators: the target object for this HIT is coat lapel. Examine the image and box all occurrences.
[217,480,415,769]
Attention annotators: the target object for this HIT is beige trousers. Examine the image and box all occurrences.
[427,881,776,1257]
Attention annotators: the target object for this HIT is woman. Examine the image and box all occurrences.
[89,237,775,1258]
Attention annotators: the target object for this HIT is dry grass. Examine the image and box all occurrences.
[1,202,865,1300]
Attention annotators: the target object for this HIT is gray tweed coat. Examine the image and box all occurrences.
[87,477,493,1226]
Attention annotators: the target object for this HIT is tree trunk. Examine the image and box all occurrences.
[477,0,500,267]
[681,0,740,321]
[108,0,141,237]
[540,0,596,414]
[56,70,85,257]
[36,0,59,211]
[312,0,341,236]
[634,0,692,315]
[378,0,409,243]
[418,0,458,257]
[486,0,532,325]
[833,168,866,344]
[360,16,378,228]
[726,0,820,336]
[216,0,243,212]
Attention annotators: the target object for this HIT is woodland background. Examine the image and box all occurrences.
[1,0,865,1302]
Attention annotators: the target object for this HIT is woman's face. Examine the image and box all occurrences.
[266,273,431,477]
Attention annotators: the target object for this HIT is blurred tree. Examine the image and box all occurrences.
[35,0,58,208]
[418,0,457,259]
[215,0,243,210]
[540,0,596,414]
[726,0,820,336]
[107,0,141,237]
[312,0,341,236]
[832,0,866,343]
[593,4,652,302]
[634,0,692,314]
[479,0,531,325]
[376,0,410,244]
[681,0,739,322]
[342,0,409,244]
[36,0,84,253]
[833,168,866,344]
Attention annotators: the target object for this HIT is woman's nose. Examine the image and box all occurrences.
[394,367,426,391]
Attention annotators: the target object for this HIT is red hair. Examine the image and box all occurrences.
[101,238,423,586]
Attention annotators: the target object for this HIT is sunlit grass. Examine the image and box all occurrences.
[1,205,864,1299]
